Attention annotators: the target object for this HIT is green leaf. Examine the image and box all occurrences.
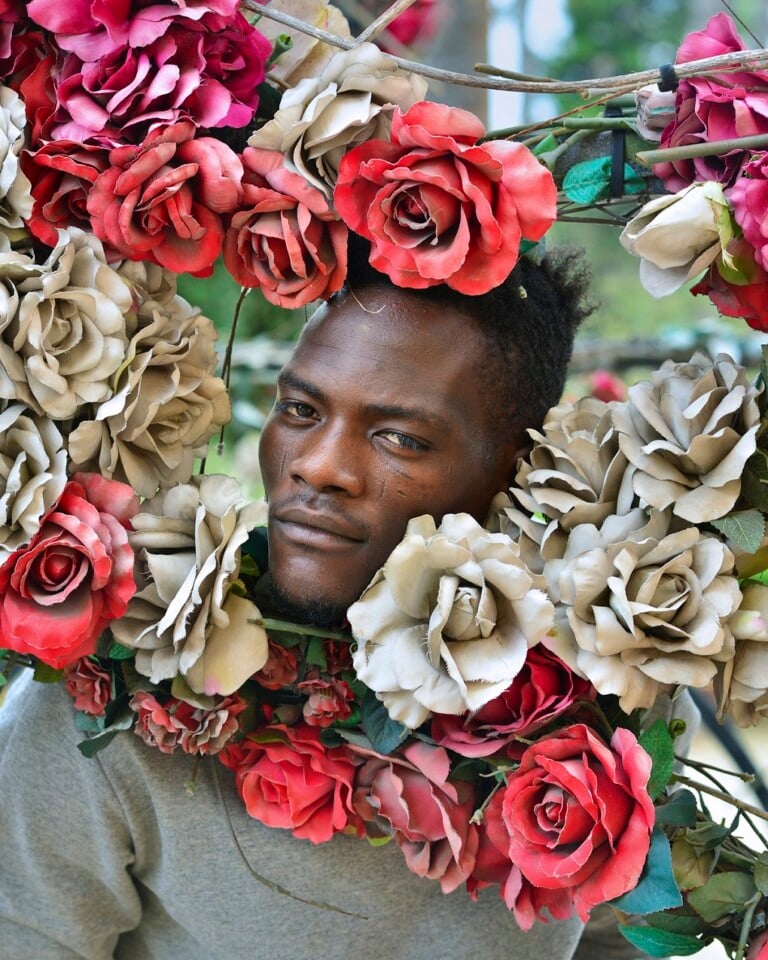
[754,853,768,896]
[645,912,708,935]
[107,641,135,662]
[639,718,675,799]
[366,834,393,848]
[742,448,768,514]
[687,872,757,922]
[76,709,134,758]
[33,662,65,684]
[305,636,328,670]
[360,690,408,755]
[686,820,732,850]
[562,156,645,204]
[74,711,105,735]
[611,828,682,914]
[619,925,702,957]
[711,510,766,555]
[655,789,697,827]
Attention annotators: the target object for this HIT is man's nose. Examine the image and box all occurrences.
[290,423,366,496]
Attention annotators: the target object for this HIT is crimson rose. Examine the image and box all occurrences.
[223,147,348,308]
[87,120,242,276]
[334,100,556,295]
[691,238,768,332]
[0,474,138,669]
[498,724,654,920]
[131,691,246,756]
[220,723,364,844]
[64,656,113,716]
[431,646,595,758]
[351,741,479,893]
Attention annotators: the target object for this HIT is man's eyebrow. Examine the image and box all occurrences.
[277,369,449,429]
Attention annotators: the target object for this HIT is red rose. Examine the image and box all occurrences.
[87,120,242,276]
[322,639,353,676]
[499,724,654,920]
[0,474,138,670]
[223,147,348,308]
[297,674,354,728]
[431,646,595,758]
[655,14,768,190]
[131,690,246,756]
[21,141,109,247]
[334,100,556,295]
[64,656,113,716]
[468,790,574,930]
[352,741,479,893]
[253,638,300,691]
[4,31,57,145]
[691,237,768,332]
[220,723,364,844]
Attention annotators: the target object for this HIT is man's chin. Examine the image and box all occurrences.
[264,579,351,630]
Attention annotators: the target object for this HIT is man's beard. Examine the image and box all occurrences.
[263,578,350,630]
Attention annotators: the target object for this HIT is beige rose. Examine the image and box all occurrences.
[0,404,67,554]
[348,513,553,729]
[0,229,130,418]
[67,285,230,498]
[111,475,268,696]
[513,397,635,532]
[249,42,428,197]
[548,520,740,713]
[634,84,677,142]
[718,581,768,726]
[258,0,352,88]
[0,85,32,242]
[612,352,760,524]
[619,183,730,296]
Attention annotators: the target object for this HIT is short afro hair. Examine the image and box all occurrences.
[339,237,596,441]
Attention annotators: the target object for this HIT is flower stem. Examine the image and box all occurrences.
[672,774,768,823]
[735,893,761,960]
[249,618,351,642]
[636,133,768,166]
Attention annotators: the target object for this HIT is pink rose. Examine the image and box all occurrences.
[131,690,246,756]
[51,16,269,147]
[431,647,595,758]
[467,790,574,930]
[220,723,364,844]
[748,930,768,960]
[297,674,354,728]
[223,147,348,308]
[26,0,241,59]
[322,639,352,676]
[691,237,768,332]
[21,141,109,247]
[334,100,556,295]
[0,474,138,670]
[87,121,242,275]
[655,14,768,190]
[731,153,768,271]
[499,724,655,920]
[352,741,479,893]
[252,638,300,691]
[64,656,113,715]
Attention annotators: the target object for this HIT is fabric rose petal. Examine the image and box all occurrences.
[334,100,557,295]
[349,513,554,729]
[499,724,655,920]
[130,690,246,756]
[619,183,731,297]
[220,722,364,844]
[223,146,348,308]
[110,475,268,696]
[691,237,768,333]
[731,153,768,272]
[719,582,768,727]
[0,84,32,242]
[0,473,139,669]
[87,121,243,276]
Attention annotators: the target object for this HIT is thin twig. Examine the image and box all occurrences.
[720,0,764,48]
[241,4,768,95]
[332,0,415,58]
[673,774,768,823]
[355,0,419,44]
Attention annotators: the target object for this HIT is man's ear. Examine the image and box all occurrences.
[490,432,531,493]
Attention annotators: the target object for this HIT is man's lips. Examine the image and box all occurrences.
[272,507,365,549]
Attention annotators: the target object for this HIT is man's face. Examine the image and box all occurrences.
[259,282,523,622]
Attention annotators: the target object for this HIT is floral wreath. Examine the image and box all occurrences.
[2,2,768,957]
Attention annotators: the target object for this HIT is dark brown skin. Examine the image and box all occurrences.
[258,280,526,620]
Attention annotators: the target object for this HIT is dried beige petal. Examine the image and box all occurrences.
[718,582,768,726]
[0,85,32,242]
[111,475,268,695]
[349,513,553,729]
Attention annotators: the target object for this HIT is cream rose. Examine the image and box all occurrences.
[0,84,32,242]
[718,581,768,726]
[348,513,553,729]
[620,183,731,296]
[248,42,428,197]
[111,476,268,696]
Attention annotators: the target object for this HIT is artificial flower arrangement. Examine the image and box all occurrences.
[2,2,768,958]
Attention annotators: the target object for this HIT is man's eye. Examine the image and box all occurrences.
[276,400,317,420]
[379,430,429,452]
